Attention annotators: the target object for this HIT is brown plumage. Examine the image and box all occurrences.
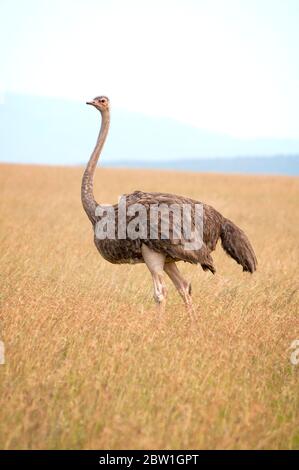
[82,96,257,315]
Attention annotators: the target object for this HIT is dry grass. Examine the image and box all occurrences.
[0,163,299,450]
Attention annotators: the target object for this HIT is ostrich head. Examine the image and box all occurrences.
[86,96,110,112]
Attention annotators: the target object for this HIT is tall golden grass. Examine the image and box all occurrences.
[0,163,298,449]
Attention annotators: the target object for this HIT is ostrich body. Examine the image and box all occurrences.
[82,96,257,314]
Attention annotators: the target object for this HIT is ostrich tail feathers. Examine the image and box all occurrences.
[220,218,257,273]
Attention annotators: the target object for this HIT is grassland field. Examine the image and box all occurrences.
[0,163,298,449]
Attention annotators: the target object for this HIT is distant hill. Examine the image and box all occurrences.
[0,93,299,175]
[103,156,299,176]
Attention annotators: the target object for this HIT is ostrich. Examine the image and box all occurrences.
[82,96,257,315]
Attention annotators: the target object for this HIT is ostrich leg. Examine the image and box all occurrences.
[141,244,167,311]
[164,262,196,321]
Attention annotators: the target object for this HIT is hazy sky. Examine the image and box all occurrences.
[1,0,299,138]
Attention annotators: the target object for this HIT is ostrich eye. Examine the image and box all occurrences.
[100,99,105,103]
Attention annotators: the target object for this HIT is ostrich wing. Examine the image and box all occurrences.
[120,191,217,273]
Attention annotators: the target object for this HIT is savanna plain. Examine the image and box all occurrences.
[0,163,298,449]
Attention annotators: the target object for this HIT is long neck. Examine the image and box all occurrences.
[81,109,110,224]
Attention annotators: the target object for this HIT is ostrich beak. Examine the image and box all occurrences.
[86,101,95,106]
